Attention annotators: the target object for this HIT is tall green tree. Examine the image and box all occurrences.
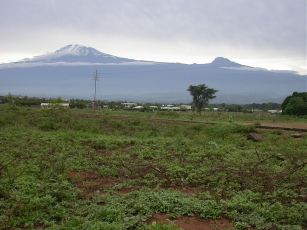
[188,84,218,113]
[281,92,307,115]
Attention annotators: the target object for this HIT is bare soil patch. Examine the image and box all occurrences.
[254,122,307,132]
[96,149,114,156]
[68,170,144,196]
[148,213,232,230]
[68,171,118,198]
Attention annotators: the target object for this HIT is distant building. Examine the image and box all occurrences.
[161,106,180,111]
[149,106,158,110]
[60,103,70,108]
[213,108,219,111]
[40,103,69,109]
[180,105,192,110]
[40,103,49,109]
[133,106,144,110]
[121,102,137,108]
[267,110,282,114]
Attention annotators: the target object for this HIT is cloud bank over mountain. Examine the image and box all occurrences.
[0,0,305,73]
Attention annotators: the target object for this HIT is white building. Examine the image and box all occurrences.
[161,106,180,111]
[267,110,282,114]
[40,103,70,109]
[121,103,137,108]
[180,105,192,110]
[40,103,49,109]
[149,106,158,110]
[133,106,144,110]
[60,103,70,108]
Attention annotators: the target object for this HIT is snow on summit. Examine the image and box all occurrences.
[18,44,136,64]
[55,45,103,56]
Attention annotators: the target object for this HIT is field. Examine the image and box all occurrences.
[0,106,306,229]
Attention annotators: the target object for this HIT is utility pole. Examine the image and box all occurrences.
[93,69,100,111]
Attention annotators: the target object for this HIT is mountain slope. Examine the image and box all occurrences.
[0,45,306,103]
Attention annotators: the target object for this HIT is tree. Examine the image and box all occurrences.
[69,99,87,109]
[51,97,64,105]
[281,92,307,115]
[188,84,218,113]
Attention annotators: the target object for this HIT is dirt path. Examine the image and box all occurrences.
[255,122,307,132]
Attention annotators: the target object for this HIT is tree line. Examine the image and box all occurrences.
[1,89,306,116]
[187,84,306,116]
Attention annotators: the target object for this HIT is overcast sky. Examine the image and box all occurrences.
[0,0,306,74]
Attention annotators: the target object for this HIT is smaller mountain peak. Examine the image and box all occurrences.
[211,57,242,67]
[212,57,231,63]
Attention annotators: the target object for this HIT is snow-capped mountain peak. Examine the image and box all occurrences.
[55,44,101,56]
[19,44,135,64]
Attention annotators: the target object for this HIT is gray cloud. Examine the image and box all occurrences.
[0,0,306,71]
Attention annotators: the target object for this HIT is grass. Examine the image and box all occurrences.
[0,105,306,229]
[86,108,307,123]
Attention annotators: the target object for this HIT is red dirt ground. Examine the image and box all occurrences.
[68,171,118,198]
[251,122,307,132]
[148,213,233,230]
[68,169,206,197]
[260,122,307,129]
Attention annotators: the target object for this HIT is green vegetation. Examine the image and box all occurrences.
[187,84,217,113]
[282,92,307,116]
[0,95,284,113]
[0,106,306,229]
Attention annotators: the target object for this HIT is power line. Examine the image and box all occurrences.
[92,69,101,111]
